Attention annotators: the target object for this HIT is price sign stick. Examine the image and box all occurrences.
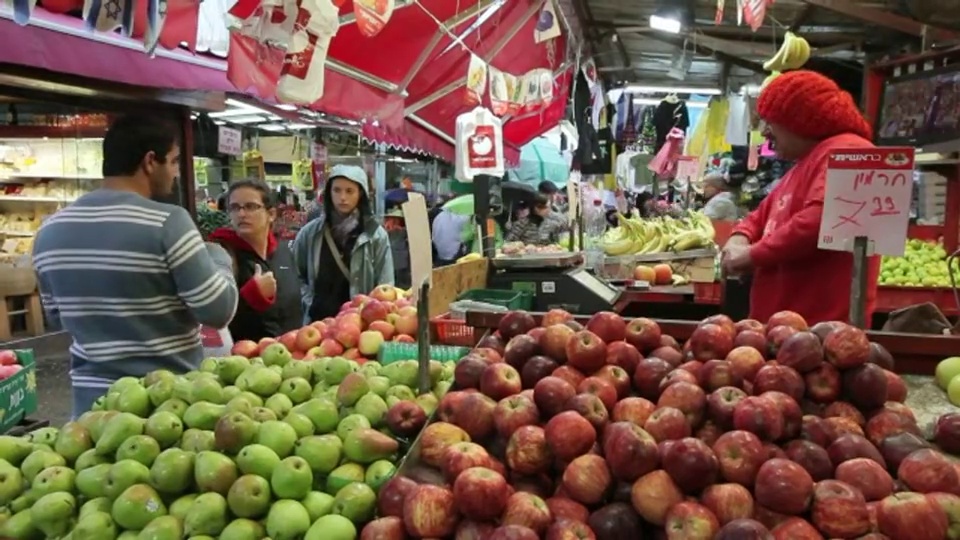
[416,280,431,395]
[849,236,870,329]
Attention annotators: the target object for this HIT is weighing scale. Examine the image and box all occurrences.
[487,254,621,313]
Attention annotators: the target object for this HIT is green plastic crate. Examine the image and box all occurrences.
[378,342,471,365]
[456,288,533,311]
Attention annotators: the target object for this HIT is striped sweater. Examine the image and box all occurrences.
[32,189,238,391]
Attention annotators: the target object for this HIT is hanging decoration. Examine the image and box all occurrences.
[354,0,396,37]
[534,0,561,43]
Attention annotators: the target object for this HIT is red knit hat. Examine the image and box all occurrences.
[757,70,873,141]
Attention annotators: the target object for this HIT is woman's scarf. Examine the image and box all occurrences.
[330,209,360,247]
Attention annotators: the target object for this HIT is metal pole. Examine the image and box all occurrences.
[849,235,869,328]
[416,281,431,395]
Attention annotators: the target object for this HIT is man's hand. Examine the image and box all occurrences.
[253,264,277,299]
[722,243,753,275]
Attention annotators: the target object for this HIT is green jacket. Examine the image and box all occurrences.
[293,215,393,325]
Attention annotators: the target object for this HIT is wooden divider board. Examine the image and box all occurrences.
[428,258,489,317]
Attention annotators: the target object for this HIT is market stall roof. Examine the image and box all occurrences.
[577,0,960,89]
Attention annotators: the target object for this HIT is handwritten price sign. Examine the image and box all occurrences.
[818,147,915,256]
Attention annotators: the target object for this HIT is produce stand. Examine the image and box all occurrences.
[487,253,621,314]
[463,310,959,375]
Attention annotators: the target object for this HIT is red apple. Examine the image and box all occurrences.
[783,439,833,481]
[770,517,823,540]
[552,365,586,388]
[867,341,895,369]
[544,410,597,462]
[566,393,608,433]
[403,484,458,537]
[593,365,631,399]
[368,320,395,340]
[733,396,784,442]
[378,475,418,518]
[823,325,871,369]
[453,466,511,521]
[541,324,575,363]
[775,331,823,373]
[477,334,506,355]
[499,311,537,340]
[456,520,496,540]
[810,479,871,539]
[688,323,735,362]
[533,376,576,419]
[701,483,755,525]
[865,409,921,447]
[898,448,960,494]
[335,324,361,349]
[712,430,765,487]
[678,360,705,379]
[842,363,889,411]
[876,492,948,540]
[715,518,773,540]
[700,359,742,392]
[732,332,768,361]
[489,525,539,540]
[544,519,596,540]
[661,437,719,494]
[504,334,541,371]
[803,363,841,404]
[455,356,489,389]
[824,400,866,426]
[230,340,259,358]
[625,317,662,353]
[520,355,560,390]
[419,422,471,468]
[566,331,608,374]
[631,470,684,526]
[659,369,698,392]
[835,458,894,501]
[585,311,626,344]
[611,397,656,427]
[438,391,469,423]
[650,345,684,367]
[506,425,552,475]
[935,413,960,455]
[644,406,691,442]
[450,392,497,440]
[925,492,960,540]
[879,431,931,472]
[810,320,845,341]
[501,492,552,534]
[658,381,707,427]
[494,394,540,439]
[767,310,809,331]
[664,501,720,540]
[707,386,748,429]
[735,318,765,333]
[753,364,805,403]
[765,325,798,356]
[546,497,589,523]
[360,516,405,540]
[473,347,503,364]
[562,454,612,505]
[577,376,617,412]
[588,503,644,538]
[880,400,916,423]
[542,308,573,327]
[883,370,907,403]
[604,341,642,376]
[442,441,493,482]
[760,391,802,440]
[633,357,673,399]
[527,327,546,343]
[316,338,344,357]
[701,314,737,340]
[828,433,886,469]
[480,363,523,401]
[386,400,428,438]
[602,421,659,482]
[754,458,814,515]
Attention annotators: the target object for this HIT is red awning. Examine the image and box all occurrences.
[0,10,231,92]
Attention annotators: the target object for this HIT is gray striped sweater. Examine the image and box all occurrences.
[32,189,238,391]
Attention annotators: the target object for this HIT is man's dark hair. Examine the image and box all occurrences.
[102,115,179,177]
[533,193,550,208]
[538,181,559,195]
[226,179,277,209]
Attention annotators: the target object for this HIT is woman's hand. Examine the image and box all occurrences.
[253,264,277,299]
[722,243,753,275]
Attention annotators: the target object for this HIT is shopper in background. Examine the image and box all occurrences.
[721,70,879,325]
[209,179,302,342]
[293,165,394,322]
[701,172,739,221]
[32,115,238,418]
[432,209,471,266]
[506,194,567,245]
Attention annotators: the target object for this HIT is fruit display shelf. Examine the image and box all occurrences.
[357,309,960,539]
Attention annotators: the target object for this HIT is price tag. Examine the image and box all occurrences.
[818,147,915,256]
[675,156,699,184]
[218,126,242,156]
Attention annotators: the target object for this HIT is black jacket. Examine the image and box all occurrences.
[209,227,302,342]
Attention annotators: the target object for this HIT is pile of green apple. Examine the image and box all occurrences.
[0,347,453,540]
[880,239,959,287]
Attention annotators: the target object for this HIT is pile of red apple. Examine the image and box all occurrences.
[360,309,960,540]
[0,349,22,380]
[230,284,418,361]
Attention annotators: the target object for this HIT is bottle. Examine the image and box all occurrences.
[584,199,606,268]
[276,0,340,105]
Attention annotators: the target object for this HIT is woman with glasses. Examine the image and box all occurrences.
[209,179,302,342]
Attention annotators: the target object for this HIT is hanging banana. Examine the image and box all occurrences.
[763,31,811,73]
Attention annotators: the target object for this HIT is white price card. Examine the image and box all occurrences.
[818,147,915,256]
[675,156,699,183]
[218,126,242,156]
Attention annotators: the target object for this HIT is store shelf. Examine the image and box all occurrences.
[0,230,33,237]
[0,125,107,139]
[0,173,100,181]
[0,196,74,203]
[876,286,959,317]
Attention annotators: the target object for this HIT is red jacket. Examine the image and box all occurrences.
[732,133,881,326]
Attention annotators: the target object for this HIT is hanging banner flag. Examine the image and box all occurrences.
[489,66,510,116]
[506,72,523,115]
[534,0,561,43]
[742,0,769,31]
[465,54,488,106]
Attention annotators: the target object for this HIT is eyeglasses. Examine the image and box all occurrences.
[228,203,265,214]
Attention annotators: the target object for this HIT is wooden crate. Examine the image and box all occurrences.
[0,293,45,340]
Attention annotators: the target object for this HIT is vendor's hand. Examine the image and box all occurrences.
[722,244,753,275]
[253,264,276,299]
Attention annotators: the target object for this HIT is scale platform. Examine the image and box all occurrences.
[489,265,621,314]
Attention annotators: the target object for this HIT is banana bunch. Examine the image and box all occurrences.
[763,31,811,72]
[599,210,717,256]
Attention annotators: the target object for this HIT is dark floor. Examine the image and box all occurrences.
[3,332,73,428]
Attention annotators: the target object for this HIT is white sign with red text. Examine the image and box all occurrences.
[818,147,915,256]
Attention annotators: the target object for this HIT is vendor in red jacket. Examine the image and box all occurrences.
[721,70,881,325]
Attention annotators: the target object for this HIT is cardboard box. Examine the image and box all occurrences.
[0,350,37,434]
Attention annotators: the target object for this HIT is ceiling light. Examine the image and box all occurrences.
[224,115,269,124]
[209,108,264,118]
[649,14,681,34]
[286,123,316,130]
[224,98,277,116]
[625,85,722,95]
[633,98,708,108]
[258,124,287,132]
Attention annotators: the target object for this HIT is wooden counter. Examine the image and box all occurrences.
[463,311,957,376]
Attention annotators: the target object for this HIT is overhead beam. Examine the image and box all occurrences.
[789,4,816,32]
[800,0,960,42]
[613,26,775,58]
[640,32,766,73]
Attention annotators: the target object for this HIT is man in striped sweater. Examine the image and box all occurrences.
[32,115,238,417]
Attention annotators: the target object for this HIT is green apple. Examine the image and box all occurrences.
[291,398,339,434]
[366,376,391,397]
[294,434,342,475]
[305,514,356,540]
[271,456,313,499]
[301,491,335,521]
[354,394,388,427]
[364,459,396,492]
[415,393,438,416]
[264,394,294,418]
[937,357,960,390]
[256,421,298,458]
[336,414,371,441]
[948,374,960,407]
[322,357,353,385]
[384,385,415,402]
